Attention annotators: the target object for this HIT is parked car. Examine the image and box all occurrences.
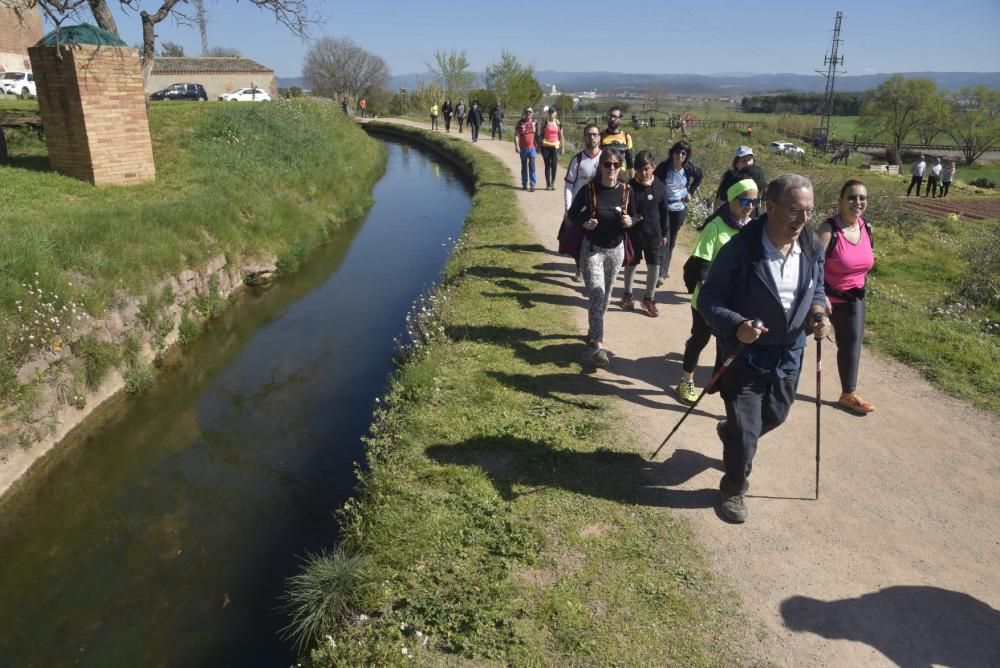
[0,71,36,98]
[218,87,271,102]
[769,141,806,157]
[149,83,208,101]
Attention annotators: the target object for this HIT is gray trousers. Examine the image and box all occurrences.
[581,238,624,344]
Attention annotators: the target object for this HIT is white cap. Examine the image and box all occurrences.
[734,145,755,158]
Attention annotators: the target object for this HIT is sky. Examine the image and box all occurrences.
[45,0,1000,79]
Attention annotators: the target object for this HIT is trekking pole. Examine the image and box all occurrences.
[649,319,763,461]
[813,312,824,500]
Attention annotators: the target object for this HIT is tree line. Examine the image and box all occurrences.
[740,93,863,116]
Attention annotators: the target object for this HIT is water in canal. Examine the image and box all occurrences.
[0,137,471,667]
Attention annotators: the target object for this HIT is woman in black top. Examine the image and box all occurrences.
[442,99,453,132]
[567,147,636,367]
[623,150,670,317]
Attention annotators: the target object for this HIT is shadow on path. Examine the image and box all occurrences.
[781,586,1000,668]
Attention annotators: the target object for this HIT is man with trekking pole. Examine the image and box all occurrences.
[697,174,832,523]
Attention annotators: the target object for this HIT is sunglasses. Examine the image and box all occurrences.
[846,195,868,201]
[737,197,757,207]
[603,161,622,169]
[675,150,688,156]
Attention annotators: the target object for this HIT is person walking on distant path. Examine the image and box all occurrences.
[600,106,634,180]
[567,147,636,368]
[539,107,565,190]
[622,150,670,317]
[818,179,876,415]
[653,140,703,284]
[442,99,453,132]
[698,173,831,523]
[561,123,603,282]
[455,99,467,133]
[430,102,439,130]
[941,160,956,197]
[907,154,926,196]
[490,103,505,140]
[514,107,539,191]
[676,178,758,405]
[927,157,943,197]
[360,97,367,118]
[467,101,483,142]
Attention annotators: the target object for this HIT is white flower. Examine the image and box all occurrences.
[358,613,369,621]
[401,647,408,656]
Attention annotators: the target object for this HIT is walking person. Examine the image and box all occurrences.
[567,148,636,367]
[698,174,831,523]
[622,151,669,317]
[653,140,703,284]
[490,103,505,140]
[442,99,454,132]
[468,101,483,142]
[927,157,942,197]
[906,154,926,196]
[562,124,602,281]
[539,107,565,190]
[514,107,539,191]
[430,102,439,130]
[818,179,876,415]
[714,146,767,216]
[941,160,956,197]
[455,99,467,133]
[599,106,634,179]
[676,178,758,405]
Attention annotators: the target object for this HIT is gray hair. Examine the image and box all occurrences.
[766,173,813,204]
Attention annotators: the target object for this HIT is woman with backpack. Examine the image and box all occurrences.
[539,107,565,190]
[622,151,669,317]
[567,147,636,368]
[653,140,703,284]
[818,179,876,415]
[676,178,758,404]
[442,99,454,132]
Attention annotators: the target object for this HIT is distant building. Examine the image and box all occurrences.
[147,56,276,100]
[549,84,558,95]
[0,3,43,72]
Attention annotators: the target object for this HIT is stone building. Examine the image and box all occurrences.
[0,3,43,72]
[147,57,276,100]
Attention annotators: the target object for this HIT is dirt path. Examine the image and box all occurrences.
[380,120,1000,667]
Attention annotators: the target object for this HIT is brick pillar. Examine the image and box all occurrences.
[28,44,156,186]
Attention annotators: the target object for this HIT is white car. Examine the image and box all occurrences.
[218,87,271,102]
[769,141,805,157]
[0,71,36,98]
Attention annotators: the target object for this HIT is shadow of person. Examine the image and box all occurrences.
[426,436,718,509]
[780,586,1000,667]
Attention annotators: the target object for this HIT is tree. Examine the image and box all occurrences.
[482,51,541,112]
[913,92,950,146]
[159,41,185,57]
[945,87,1000,165]
[205,46,241,57]
[858,75,939,165]
[427,49,476,97]
[304,36,390,108]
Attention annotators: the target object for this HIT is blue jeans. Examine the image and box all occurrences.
[520,148,537,187]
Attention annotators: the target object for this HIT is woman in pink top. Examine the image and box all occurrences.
[818,179,876,414]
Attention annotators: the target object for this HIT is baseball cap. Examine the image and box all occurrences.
[734,146,755,158]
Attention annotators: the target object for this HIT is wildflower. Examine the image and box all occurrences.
[358,613,369,621]
[401,647,408,656]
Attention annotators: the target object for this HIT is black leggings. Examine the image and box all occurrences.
[830,298,866,393]
[541,146,559,187]
[682,307,713,373]
[444,114,452,131]
[658,208,687,278]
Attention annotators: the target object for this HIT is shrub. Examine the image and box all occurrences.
[970,177,996,189]
[72,335,120,390]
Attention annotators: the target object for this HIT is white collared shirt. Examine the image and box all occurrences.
[761,229,801,313]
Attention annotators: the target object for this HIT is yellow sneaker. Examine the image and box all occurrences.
[838,392,874,415]
[677,379,698,405]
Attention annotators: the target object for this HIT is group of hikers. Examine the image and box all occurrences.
[430,100,505,142]
[906,154,957,197]
[536,106,877,523]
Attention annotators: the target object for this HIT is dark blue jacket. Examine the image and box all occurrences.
[697,215,826,376]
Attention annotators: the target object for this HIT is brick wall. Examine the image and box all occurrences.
[0,5,43,72]
[28,44,156,186]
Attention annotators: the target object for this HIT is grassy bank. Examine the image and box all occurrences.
[1,99,384,441]
[287,124,753,665]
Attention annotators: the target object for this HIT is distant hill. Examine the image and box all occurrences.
[277,71,999,96]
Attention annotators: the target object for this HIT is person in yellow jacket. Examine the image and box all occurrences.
[430,103,439,130]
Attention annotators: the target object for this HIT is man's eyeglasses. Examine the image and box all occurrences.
[737,197,757,207]
[603,161,622,169]
[784,206,814,219]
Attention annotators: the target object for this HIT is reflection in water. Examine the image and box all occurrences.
[0,138,471,667]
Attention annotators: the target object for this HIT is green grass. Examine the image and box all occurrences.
[294,124,755,666]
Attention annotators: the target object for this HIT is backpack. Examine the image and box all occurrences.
[682,255,702,294]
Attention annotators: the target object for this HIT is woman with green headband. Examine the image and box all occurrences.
[677,178,758,405]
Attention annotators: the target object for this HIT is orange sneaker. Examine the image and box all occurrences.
[838,392,874,415]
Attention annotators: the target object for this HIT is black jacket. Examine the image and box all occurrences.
[653,159,704,198]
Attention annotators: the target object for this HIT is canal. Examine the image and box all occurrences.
[0,136,472,666]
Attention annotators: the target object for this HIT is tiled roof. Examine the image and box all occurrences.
[152,57,273,74]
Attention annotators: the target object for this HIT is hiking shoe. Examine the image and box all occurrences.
[572,269,583,283]
[641,297,659,317]
[593,348,610,368]
[522,184,528,191]
[838,392,874,415]
[655,277,665,288]
[677,379,698,405]
[719,491,747,523]
[621,292,635,310]
[529,185,535,192]
[716,418,727,444]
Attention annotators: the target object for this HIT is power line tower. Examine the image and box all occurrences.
[816,10,845,150]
